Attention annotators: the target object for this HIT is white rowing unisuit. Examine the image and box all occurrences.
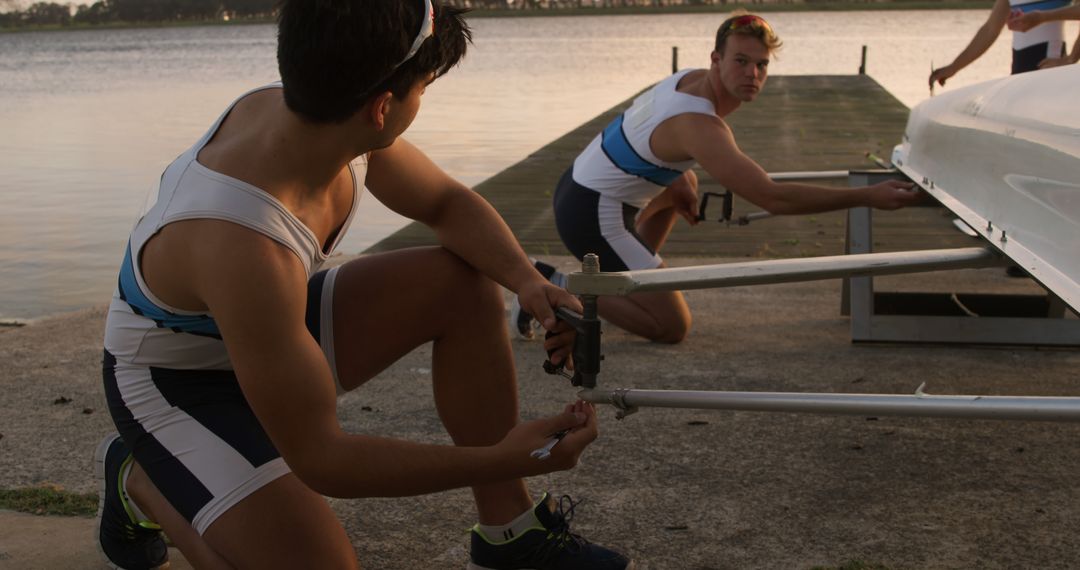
[570,69,716,210]
[102,83,364,535]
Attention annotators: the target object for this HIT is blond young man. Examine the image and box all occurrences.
[515,13,920,344]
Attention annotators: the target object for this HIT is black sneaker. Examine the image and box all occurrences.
[508,260,564,341]
[467,493,633,570]
[94,433,168,570]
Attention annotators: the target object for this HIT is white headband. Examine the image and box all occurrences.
[397,0,434,67]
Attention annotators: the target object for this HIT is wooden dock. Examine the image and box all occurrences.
[367,74,972,259]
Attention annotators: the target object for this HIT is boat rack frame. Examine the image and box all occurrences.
[842,171,1080,346]
[546,170,1080,422]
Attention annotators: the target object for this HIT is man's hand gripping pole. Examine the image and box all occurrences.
[542,304,601,389]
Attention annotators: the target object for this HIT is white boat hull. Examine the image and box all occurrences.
[892,66,1080,312]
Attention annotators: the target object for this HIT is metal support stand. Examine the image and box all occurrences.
[844,170,1080,346]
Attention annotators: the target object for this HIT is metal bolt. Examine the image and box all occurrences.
[582,253,600,274]
[1000,231,1007,243]
[986,221,993,233]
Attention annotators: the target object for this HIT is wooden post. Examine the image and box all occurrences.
[859,45,867,75]
[672,46,678,73]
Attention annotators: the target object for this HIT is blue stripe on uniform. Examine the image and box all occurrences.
[1013,0,1068,11]
[117,244,221,338]
[600,114,684,187]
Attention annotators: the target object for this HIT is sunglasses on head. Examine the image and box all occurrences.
[721,14,773,37]
[397,0,435,69]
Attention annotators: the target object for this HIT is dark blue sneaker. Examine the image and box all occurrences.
[94,433,168,570]
[468,493,633,570]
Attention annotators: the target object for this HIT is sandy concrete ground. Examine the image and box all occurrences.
[2,255,1079,569]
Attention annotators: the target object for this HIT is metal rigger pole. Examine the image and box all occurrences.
[558,253,1080,423]
[578,385,1080,422]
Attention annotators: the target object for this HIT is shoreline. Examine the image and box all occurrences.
[0,1,995,34]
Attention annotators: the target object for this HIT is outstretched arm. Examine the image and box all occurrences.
[930,0,1012,87]
[366,138,582,337]
[191,221,596,498]
[671,114,921,215]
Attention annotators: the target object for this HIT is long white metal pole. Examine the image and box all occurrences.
[580,387,1080,422]
[566,247,1003,296]
[768,170,849,181]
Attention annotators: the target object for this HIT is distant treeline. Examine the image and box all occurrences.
[1,0,274,28]
[0,0,986,29]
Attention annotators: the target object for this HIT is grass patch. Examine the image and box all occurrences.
[0,485,97,517]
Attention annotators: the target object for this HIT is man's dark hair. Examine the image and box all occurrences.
[277,0,471,123]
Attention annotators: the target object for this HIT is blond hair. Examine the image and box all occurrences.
[715,10,783,54]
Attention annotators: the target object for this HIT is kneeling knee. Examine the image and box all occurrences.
[652,314,692,344]
[651,324,689,344]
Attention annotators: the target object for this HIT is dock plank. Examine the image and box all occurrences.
[367,75,973,258]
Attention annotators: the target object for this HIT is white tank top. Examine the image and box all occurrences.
[1011,0,1067,53]
[104,83,364,371]
[571,69,717,209]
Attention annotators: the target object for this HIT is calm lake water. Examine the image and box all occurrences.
[2,11,1074,320]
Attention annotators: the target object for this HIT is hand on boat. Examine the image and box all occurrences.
[928,64,958,88]
[866,179,922,210]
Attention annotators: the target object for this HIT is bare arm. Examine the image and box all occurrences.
[669,114,920,215]
[1009,3,1080,31]
[191,221,595,498]
[931,0,1012,87]
[365,138,582,332]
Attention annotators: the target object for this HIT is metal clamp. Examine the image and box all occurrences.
[698,190,771,226]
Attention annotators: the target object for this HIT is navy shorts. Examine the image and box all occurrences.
[103,266,343,534]
[1012,41,1064,74]
[553,167,662,272]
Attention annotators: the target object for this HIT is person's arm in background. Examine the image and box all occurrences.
[930,0,1012,87]
[1008,3,1080,30]
[1008,3,1080,67]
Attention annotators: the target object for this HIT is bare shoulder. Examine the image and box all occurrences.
[670,112,734,151]
[651,112,731,163]
[141,219,307,313]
